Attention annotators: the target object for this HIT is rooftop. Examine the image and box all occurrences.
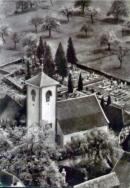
[26,72,59,88]
[57,94,108,135]
[74,172,120,188]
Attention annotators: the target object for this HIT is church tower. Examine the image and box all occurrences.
[26,71,59,145]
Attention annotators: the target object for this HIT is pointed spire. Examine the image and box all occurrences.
[26,71,59,88]
[41,62,44,73]
[40,53,44,72]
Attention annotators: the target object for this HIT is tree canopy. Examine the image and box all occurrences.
[11,32,20,49]
[55,42,68,81]
[0,123,65,187]
[78,73,83,91]
[43,44,55,77]
[41,16,60,38]
[30,16,43,33]
[100,31,119,51]
[80,24,93,37]
[0,25,9,44]
[60,8,72,22]
[64,129,121,180]
[107,0,128,22]
[36,37,46,62]
[68,73,73,93]
[85,7,100,24]
[75,0,91,15]
[67,37,77,66]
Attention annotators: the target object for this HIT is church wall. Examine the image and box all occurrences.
[63,126,108,145]
[56,122,64,147]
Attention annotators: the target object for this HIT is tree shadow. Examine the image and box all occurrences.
[100,17,124,25]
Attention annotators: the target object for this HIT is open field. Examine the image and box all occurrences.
[1,0,130,82]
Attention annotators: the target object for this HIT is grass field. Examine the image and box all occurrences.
[1,0,130,82]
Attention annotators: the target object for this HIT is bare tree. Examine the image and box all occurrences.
[22,33,37,57]
[107,0,128,22]
[86,7,100,24]
[15,0,29,13]
[117,46,128,68]
[30,16,43,33]
[75,0,91,15]
[80,24,93,37]
[100,33,111,51]
[50,0,53,6]
[60,8,72,22]
[22,33,37,48]
[100,31,118,51]
[11,32,20,49]
[0,25,9,44]
[41,16,60,38]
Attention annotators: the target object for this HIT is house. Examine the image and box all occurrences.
[26,71,109,147]
[104,103,130,134]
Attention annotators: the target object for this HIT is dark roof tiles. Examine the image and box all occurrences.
[57,95,108,135]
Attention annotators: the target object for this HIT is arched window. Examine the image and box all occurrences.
[46,90,52,102]
[31,89,36,102]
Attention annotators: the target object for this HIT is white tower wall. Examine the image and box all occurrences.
[26,72,58,146]
[41,86,57,131]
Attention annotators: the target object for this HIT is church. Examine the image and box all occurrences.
[26,70,109,147]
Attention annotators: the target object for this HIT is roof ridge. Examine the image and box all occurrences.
[57,94,96,104]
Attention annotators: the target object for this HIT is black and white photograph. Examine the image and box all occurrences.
[0,0,129,187]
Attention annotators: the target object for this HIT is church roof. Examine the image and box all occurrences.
[26,72,59,88]
[57,94,109,135]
